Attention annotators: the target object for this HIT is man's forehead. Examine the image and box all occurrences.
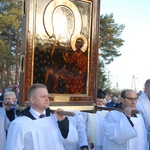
[125,91,137,96]
[5,95,12,97]
[97,98,104,101]
[35,88,48,94]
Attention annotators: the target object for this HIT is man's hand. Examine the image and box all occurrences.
[55,108,66,121]
[123,107,134,117]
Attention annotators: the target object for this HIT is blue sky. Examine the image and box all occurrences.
[100,0,150,92]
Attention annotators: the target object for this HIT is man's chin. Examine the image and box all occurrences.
[44,104,50,109]
[131,106,136,109]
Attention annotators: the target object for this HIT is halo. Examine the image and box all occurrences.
[71,34,88,52]
[43,0,82,38]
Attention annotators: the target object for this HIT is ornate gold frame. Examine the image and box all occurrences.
[19,0,100,109]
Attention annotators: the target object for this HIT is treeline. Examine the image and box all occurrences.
[0,0,22,89]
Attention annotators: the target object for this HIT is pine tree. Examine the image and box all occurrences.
[98,13,125,89]
[0,0,22,88]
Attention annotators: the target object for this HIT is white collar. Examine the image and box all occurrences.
[107,100,112,103]
[29,107,46,119]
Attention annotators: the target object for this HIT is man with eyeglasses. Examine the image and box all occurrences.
[103,89,149,150]
[136,79,150,150]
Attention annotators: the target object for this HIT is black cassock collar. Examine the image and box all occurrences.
[20,107,51,120]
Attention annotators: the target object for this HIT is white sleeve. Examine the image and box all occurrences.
[62,119,78,146]
[5,121,24,150]
[76,112,88,147]
[103,111,137,144]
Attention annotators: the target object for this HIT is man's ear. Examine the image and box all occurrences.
[30,96,35,104]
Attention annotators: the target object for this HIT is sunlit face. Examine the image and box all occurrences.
[120,91,137,109]
[97,98,104,107]
[30,88,50,113]
[105,94,111,101]
[4,94,16,103]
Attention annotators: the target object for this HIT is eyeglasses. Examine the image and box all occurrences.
[123,96,137,102]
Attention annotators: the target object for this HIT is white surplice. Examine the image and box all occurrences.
[65,111,88,150]
[136,92,150,148]
[96,110,108,150]
[103,110,148,150]
[86,110,108,150]
[0,107,10,150]
[6,114,78,150]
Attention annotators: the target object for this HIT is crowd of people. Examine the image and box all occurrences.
[0,79,150,150]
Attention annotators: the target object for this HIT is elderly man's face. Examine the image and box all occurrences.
[4,94,16,103]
